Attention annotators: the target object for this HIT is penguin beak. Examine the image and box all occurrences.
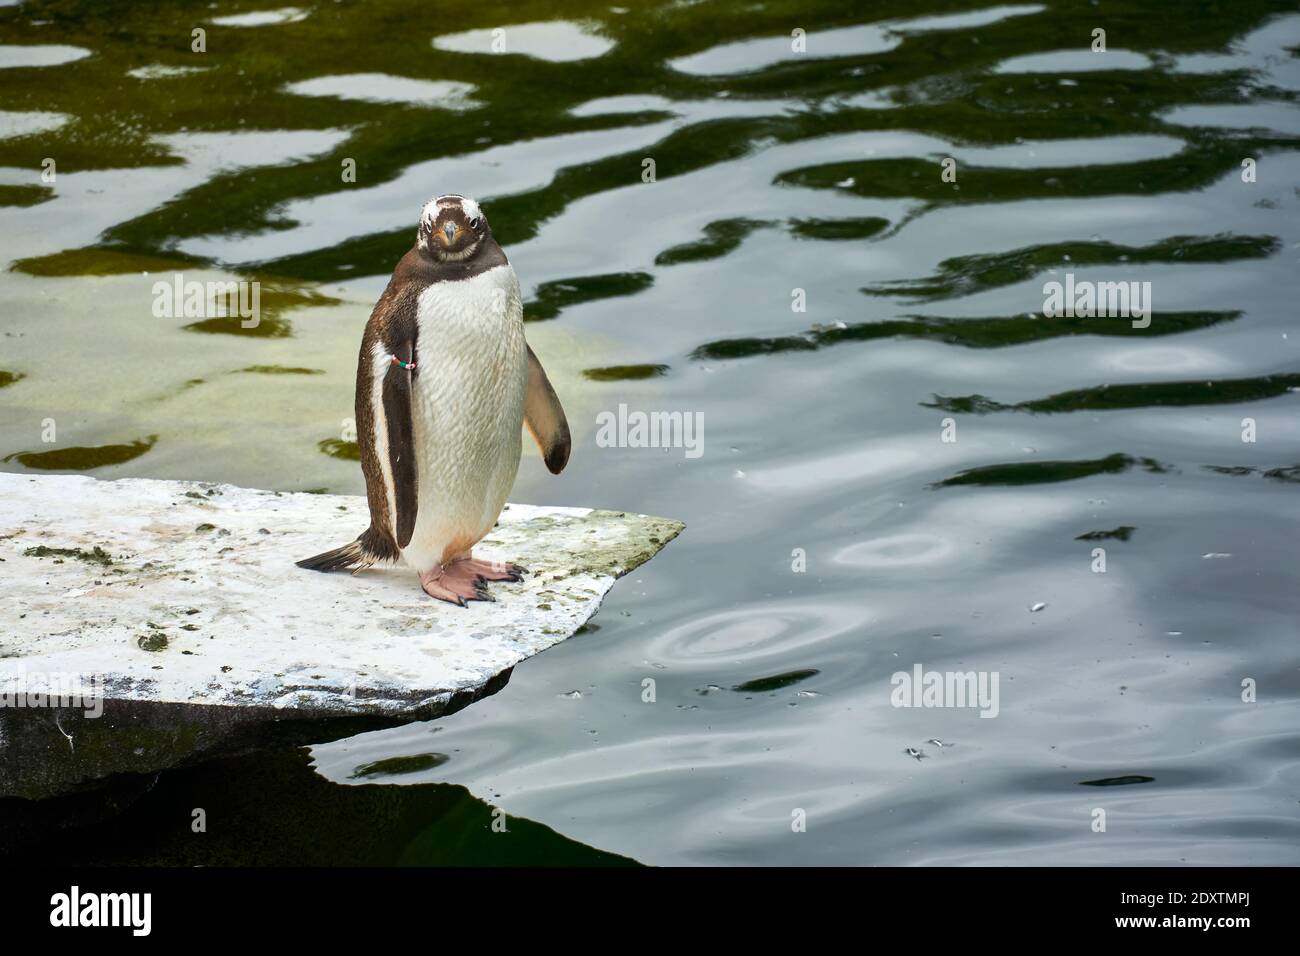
[441,221,459,246]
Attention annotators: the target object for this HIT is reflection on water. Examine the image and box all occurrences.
[1,0,1299,865]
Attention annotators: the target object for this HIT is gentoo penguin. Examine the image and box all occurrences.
[297,194,570,605]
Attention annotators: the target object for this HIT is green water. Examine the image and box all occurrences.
[2,0,1300,864]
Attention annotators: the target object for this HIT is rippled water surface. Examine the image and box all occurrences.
[3,0,1300,865]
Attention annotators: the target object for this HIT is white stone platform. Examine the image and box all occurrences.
[0,473,682,800]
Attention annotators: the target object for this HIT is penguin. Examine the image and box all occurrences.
[297,194,570,605]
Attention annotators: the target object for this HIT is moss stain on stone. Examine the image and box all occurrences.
[23,544,115,566]
[554,511,685,579]
[138,632,169,652]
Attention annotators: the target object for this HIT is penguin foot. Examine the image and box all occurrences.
[419,567,491,606]
[453,557,527,583]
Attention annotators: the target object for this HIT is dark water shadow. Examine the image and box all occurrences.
[655,217,774,265]
[924,372,1300,414]
[691,310,1240,360]
[933,453,1169,488]
[583,364,670,381]
[861,234,1279,303]
[318,438,361,460]
[2,435,158,470]
[0,747,638,866]
[524,271,654,321]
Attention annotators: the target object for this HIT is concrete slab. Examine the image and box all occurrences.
[0,473,683,800]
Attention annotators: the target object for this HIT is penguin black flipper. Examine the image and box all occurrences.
[298,274,421,574]
[382,335,419,548]
[523,344,570,475]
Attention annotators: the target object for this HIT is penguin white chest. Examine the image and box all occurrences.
[403,264,527,571]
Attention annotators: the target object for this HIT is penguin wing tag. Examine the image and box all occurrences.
[524,344,571,475]
[382,337,419,548]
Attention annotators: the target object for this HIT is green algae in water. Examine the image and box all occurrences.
[787,217,889,241]
[350,753,450,779]
[934,453,1166,489]
[181,284,340,338]
[691,310,1241,361]
[861,234,1280,304]
[924,372,1300,415]
[13,246,205,277]
[920,394,1013,415]
[1016,373,1300,415]
[654,218,772,266]
[1075,526,1137,542]
[237,365,325,375]
[2,435,158,471]
[692,335,819,360]
[1263,465,1300,483]
[733,669,819,693]
[23,544,114,566]
[780,141,1281,209]
[0,184,53,208]
[4,0,1289,296]
[1078,775,1155,787]
[583,364,670,382]
[524,271,654,321]
[1202,465,1300,483]
[318,439,360,461]
[183,314,293,338]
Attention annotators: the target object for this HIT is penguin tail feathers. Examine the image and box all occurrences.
[295,541,367,573]
[296,527,398,574]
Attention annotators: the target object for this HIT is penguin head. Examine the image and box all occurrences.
[417,194,489,262]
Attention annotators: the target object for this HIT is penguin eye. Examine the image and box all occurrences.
[469,217,481,230]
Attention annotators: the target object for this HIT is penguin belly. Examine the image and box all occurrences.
[401,264,527,574]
